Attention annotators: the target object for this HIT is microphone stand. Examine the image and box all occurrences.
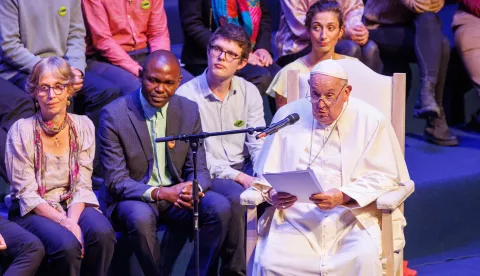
[155,126,265,276]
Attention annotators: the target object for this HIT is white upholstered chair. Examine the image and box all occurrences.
[240,58,415,276]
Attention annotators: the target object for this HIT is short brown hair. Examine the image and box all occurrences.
[305,0,344,30]
[26,57,76,96]
[208,24,252,60]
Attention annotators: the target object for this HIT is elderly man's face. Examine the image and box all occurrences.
[309,74,351,125]
[141,58,182,109]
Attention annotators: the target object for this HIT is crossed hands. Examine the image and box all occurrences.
[154,182,205,209]
[60,217,84,258]
[269,188,349,211]
[349,23,369,46]
[248,49,273,67]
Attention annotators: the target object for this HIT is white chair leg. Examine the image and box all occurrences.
[246,205,258,276]
[382,210,395,276]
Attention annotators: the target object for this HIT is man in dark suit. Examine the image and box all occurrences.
[98,50,231,276]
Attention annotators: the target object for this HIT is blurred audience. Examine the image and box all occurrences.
[276,0,382,73]
[364,0,459,146]
[5,57,115,276]
[82,0,193,96]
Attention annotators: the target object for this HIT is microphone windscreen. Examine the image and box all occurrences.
[288,113,300,123]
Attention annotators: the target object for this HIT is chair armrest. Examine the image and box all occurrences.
[240,187,265,206]
[376,180,415,210]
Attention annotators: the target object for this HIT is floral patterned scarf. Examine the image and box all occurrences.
[34,113,80,209]
[212,0,262,47]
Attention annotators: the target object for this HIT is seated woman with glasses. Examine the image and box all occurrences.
[5,57,115,276]
[267,0,357,109]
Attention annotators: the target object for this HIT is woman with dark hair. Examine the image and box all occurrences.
[5,57,115,276]
[275,0,381,72]
[267,0,357,109]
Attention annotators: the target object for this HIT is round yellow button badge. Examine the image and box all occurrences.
[141,0,151,10]
[58,6,67,17]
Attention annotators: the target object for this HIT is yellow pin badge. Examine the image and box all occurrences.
[168,140,176,149]
[58,6,67,17]
[234,120,245,127]
[141,0,151,10]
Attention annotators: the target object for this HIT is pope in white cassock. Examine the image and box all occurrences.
[252,59,412,276]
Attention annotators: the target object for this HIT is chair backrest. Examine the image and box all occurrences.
[287,59,407,153]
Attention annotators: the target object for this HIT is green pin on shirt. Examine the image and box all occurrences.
[141,0,151,10]
[234,120,245,127]
[58,6,67,16]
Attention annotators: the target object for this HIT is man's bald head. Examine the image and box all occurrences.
[141,50,183,109]
[143,50,181,78]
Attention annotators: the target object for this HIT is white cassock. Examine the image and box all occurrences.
[252,98,411,276]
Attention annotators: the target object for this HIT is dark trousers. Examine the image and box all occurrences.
[0,216,44,276]
[276,39,383,73]
[110,191,231,276]
[2,71,120,189]
[208,159,253,276]
[87,48,194,96]
[368,12,450,97]
[9,206,116,276]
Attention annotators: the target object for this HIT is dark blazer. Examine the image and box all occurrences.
[179,0,273,66]
[98,91,211,217]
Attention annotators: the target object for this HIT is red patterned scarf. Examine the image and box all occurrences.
[34,113,80,205]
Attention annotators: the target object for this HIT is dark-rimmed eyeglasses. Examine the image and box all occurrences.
[209,44,242,63]
[36,84,69,96]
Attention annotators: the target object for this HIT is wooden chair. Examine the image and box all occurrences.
[240,58,415,276]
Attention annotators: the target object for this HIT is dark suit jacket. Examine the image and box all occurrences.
[99,92,211,217]
[179,0,273,66]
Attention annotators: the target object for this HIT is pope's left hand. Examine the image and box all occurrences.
[309,188,350,210]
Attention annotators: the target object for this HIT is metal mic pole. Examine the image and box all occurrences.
[155,126,265,276]
[189,138,201,276]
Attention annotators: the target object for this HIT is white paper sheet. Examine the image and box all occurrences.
[263,170,324,203]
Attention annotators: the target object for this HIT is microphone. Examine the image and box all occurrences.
[256,113,300,139]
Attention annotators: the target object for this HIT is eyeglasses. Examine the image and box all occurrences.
[307,84,346,106]
[36,84,69,96]
[209,44,241,63]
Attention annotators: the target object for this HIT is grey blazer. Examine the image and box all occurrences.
[99,91,211,217]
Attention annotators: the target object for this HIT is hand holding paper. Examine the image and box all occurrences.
[310,188,349,210]
[263,170,324,203]
[269,189,297,210]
